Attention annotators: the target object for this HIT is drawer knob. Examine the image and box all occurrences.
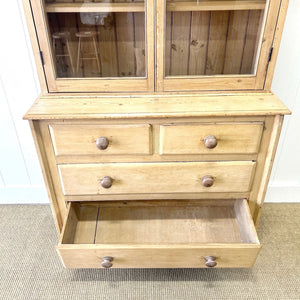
[101,256,113,268]
[205,256,217,268]
[204,135,218,149]
[96,137,109,150]
[101,176,113,188]
[202,175,214,187]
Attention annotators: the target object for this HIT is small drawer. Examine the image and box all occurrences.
[49,124,152,156]
[159,123,263,155]
[57,199,261,268]
[58,161,256,196]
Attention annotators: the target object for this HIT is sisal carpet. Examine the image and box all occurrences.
[0,204,299,300]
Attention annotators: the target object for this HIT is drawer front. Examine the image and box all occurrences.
[57,200,261,269]
[160,123,263,155]
[57,246,261,269]
[49,124,152,156]
[58,161,256,196]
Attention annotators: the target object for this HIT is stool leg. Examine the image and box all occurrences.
[92,36,101,74]
[77,37,81,74]
[66,39,75,75]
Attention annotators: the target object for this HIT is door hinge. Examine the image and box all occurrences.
[39,51,45,66]
[268,47,274,62]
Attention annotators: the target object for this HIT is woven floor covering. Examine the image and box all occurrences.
[0,204,299,300]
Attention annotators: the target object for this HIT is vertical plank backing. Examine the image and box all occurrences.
[165,12,172,76]
[223,10,249,74]
[205,11,229,75]
[133,12,146,76]
[170,11,191,76]
[189,11,210,76]
[240,10,263,74]
[115,11,135,76]
[95,12,118,77]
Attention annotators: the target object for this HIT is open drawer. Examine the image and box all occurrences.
[57,199,261,268]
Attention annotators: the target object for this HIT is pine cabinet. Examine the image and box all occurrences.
[23,0,291,268]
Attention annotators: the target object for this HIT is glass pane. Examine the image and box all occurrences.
[165,0,267,77]
[44,0,146,78]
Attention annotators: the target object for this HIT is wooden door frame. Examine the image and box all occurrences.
[156,0,288,92]
[27,0,154,93]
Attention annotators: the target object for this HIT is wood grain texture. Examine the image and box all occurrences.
[223,10,249,74]
[252,115,284,226]
[254,0,283,89]
[264,0,290,90]
[95,205,242,244]
[46,3,145,13]
[205,11,229,75]
[56,200,261,268]
[57,245,261,268]
[166,1,266,12]
[28,121,66,233]
[115,12,135,77]
[188,11,210,75]
[58,161,256,195]
[27,0,152,92]
[159,123,263,155]
[64,192,251,202]
[240,10,263,74]
[169,11,191,75]
[234,199,259,243]
[23,93,291,120]
[49,124,152,156]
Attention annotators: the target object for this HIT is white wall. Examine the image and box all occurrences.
[0,0,47,203]
[0,1,299,204]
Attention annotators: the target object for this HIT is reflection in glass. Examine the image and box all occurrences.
[165,0,266,76]
[45,0,146,78]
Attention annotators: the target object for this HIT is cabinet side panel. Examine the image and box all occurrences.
[29,120,66,233]
[252,115,284,226]
[248,115,283,226]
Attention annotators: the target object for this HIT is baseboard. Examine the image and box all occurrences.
[265,185,300,203]
[0,186,48,204]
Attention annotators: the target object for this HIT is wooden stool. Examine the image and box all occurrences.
[75,31,101,74]
[52,31,75,74]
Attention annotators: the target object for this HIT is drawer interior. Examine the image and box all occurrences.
[61,199,259,245]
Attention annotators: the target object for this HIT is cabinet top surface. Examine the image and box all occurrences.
[23,93,291,120]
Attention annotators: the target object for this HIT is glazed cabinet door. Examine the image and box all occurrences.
[156,0,283,92]
[29,0,154,92]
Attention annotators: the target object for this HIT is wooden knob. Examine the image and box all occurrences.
[205,256,217,268]
[204,135,218,149]
[96,137,109,150]
[101,256,113,268]
[202,175,214,187]
[101,176,113,189]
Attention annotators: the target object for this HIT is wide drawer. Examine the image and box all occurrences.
[57,200,261,268]
[49,124,152,156]
[58,161,256,196]
[160,123,263,155]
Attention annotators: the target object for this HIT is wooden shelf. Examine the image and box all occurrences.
[46,3,145,13]
[167,1,266,12]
